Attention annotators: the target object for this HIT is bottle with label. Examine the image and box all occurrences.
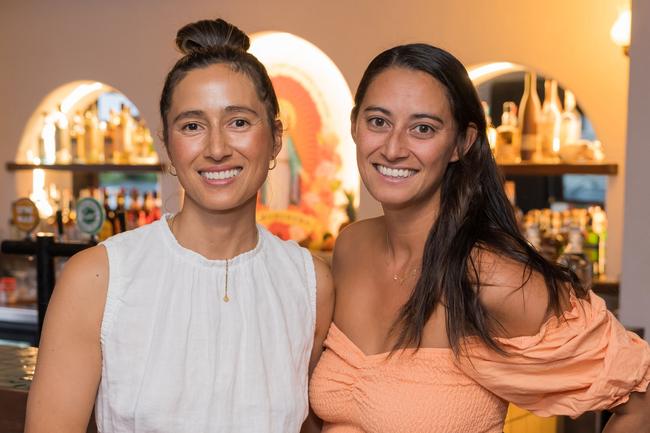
[538,79,561,162]
[558,226,593,288]
[120,104,135,163]
[70,111,86,163]
[559,90,582,148]
[495,101,521,163]
[84,106,103,163]
[591,206,607,276]
[481,101,497,154]
[518,72,542,162]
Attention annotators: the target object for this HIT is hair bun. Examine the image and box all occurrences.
[175,19,250,54]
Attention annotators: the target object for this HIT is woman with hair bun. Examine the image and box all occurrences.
[26,18,333,433]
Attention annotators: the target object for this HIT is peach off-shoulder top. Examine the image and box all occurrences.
[310,291,650,433]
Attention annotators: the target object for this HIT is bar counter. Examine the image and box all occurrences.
[0,345,96,433]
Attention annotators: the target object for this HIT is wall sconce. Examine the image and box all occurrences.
[610,8,631,55]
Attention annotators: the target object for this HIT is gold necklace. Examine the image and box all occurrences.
[385,230,420,286]
[392,267,419,285]
[169,214,231,303]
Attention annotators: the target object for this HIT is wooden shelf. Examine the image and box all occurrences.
[6,162,164,173]
[499,162,618,176]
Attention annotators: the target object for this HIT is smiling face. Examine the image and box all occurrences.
[166,63,281,213]
[352,67,463,210]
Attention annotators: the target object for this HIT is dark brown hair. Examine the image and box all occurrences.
[159,18,280,145]
[353,44,587,355]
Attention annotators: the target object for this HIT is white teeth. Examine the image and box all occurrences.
[201,168,242,180]
[376,165,415,178]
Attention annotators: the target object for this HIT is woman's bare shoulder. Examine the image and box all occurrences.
[333,217,383,261]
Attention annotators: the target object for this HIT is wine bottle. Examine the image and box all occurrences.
[518,72,541,162]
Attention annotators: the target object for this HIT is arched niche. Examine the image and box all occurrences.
[249,31,358,249]
[468,62,605,209]
[14,81,159,217]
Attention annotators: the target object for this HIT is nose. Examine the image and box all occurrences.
[381,128,409,161]
[204,126,232,161]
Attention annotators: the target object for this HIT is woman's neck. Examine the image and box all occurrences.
[170,195,259,260]
[382,194,441,266]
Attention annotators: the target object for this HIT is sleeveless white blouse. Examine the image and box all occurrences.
[95,216,316,433]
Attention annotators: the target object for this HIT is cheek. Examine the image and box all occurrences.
[168,133,205,164]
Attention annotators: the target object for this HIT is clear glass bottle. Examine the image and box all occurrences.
[539,79,561,162]
[518,72,541,162]
[495,102,521,163]
[558,226,593,288]
[70,111,86,163]
[482,101,497,154]
[120,104,134,163]
[53,104,71,164]
[559,90,582,148]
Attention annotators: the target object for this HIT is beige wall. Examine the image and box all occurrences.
[620,0,650,338]
[0,0,630,279]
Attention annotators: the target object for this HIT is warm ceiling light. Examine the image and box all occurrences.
[610,8,631,55]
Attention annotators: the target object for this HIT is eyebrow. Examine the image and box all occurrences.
[172,106,260,124]
[224,105,260,116]
[363,106,444,125]
[172,110,205,124]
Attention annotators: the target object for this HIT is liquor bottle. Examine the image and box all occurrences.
[102,188,117,236]
[127,188,141,230]
[591,207,607,276]
[558,226,593,288]
[518,72,541,162]
[115,188,127,233]
[36,112,48,164]
[84,106,103,163]
[538,80,561,162]
[482,101,497,154]
[53,105,71,164]
[109,109,124,163]
[70,111,86,163]
[120,104,135,163]
[495,102,521,163]
[541,211,566,261]
[559,90,582,148]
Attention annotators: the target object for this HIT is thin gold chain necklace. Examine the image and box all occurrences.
[386,230,420,286]
[169,214,231,303]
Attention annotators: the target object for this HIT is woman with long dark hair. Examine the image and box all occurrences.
[26,18,333,433]
[308,44,649,432]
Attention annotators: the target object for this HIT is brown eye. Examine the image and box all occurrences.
[232,119,250,128]
[183,122,200,131]
[369,117,387,128]
[417,125,433,134]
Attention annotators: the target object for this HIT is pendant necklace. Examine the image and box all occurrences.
[170,214,231,303]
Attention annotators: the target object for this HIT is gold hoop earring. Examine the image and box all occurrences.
[269,157,277,170]
[168,165,177,176]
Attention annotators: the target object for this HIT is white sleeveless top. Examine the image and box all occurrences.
[95,216,317,433]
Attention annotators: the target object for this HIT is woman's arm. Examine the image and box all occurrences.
[603,389,650,432]
[25,245,109,433]
[301,254,334,433]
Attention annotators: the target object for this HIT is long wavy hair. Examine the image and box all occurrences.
[352,44,587,355]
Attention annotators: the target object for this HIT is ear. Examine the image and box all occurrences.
[450,123,478,162]
[350,111,358,143]
[272,119,283,158]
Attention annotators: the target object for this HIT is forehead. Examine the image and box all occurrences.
[170,63,262,111]
[361,67,452,117]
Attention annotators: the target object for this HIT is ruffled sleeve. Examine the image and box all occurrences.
[459,291,650,417]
